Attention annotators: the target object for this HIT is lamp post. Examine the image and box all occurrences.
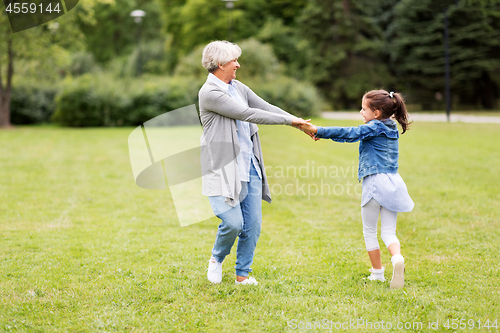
[444,8,451,122]
[48,22,59,43]
[443,0,459,122]
[130,10,146,76]
[221,0,237,41]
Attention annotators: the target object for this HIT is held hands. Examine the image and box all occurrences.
[291,118,319,141]
[291,118,310,129]
[301,121,319,141]
[291,118,314,140]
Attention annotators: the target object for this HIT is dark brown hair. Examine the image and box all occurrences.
[363,90,411,134]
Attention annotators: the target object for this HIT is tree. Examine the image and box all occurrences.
[0,13,13,128]
[0,0,114,128]
[297,0,394,109]
[76,0,164,64]
[157,0,309,73]
[158,0,245,72]
[388,0,500,109]
[0,12,51,128]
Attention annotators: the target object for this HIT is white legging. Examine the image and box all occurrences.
[361,198,400,252]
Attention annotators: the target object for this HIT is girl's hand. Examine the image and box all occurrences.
[301,122,320,141]
[301,122,317,134]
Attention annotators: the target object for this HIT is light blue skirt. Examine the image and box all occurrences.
[361,173,414,212]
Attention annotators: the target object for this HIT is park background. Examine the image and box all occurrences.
[1,0,500,332]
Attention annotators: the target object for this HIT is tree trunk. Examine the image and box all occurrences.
[0,36,14,128]
[478,71,497,110]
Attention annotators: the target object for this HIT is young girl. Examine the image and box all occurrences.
[301,90,414,289]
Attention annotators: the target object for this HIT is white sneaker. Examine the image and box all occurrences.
[367,267,385,282]
[235,277,258,285]
[390,260,405,289]
[207,256,223,284]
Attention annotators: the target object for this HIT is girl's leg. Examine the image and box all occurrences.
[380,207,404,262]
[380,207,405,289]
[387,243,401,256]
[367,249,382,270]
[380,207,399,253]
[361,199,382,269]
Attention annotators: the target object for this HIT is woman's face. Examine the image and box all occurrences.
[221,59,240,82]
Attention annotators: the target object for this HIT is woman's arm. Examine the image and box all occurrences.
[200,88,295,125]
[237,81,295,118]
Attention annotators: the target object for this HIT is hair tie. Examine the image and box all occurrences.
[389,91,394,98]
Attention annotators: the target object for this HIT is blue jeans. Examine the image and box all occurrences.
[208,163,262,277]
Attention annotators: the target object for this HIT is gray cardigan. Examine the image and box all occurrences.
[199,78,295,207]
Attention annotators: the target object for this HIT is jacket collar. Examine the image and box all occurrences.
[369,118,397,128]
[207,73,233,92]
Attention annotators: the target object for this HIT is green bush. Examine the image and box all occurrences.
[124,75,204,126]
[65,52,101,77]
[52,74,202,127]
[138,40,171,76]
[52,74,127,127]
[11,82,60,125]
[174,44,206,79]
[235,38,282,81]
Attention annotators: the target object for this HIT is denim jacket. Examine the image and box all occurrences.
[315,119,399,180]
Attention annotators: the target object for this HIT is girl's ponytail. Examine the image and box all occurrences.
[363,90,412,134]
[392,93,411,134]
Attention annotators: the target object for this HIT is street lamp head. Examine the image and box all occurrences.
[221,0,237,9]
[130,10,146,23]
[48,22,59,34]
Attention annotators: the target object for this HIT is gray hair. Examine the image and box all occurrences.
[201,40,242,73]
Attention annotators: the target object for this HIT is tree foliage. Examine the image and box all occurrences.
[0,0,115,127]
[297,0,395,109]
[388,0,500,108]
[76,0,163,63]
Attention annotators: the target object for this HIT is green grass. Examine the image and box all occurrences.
[1,120,499,332]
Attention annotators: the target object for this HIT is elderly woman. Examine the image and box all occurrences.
[199,40,307,285]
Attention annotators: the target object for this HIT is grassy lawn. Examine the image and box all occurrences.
[1,120,499,332]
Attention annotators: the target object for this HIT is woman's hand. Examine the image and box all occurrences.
[291,118,310,129]
[291,118,319,141]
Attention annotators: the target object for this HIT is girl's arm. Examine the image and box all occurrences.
[315,123,378,143]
